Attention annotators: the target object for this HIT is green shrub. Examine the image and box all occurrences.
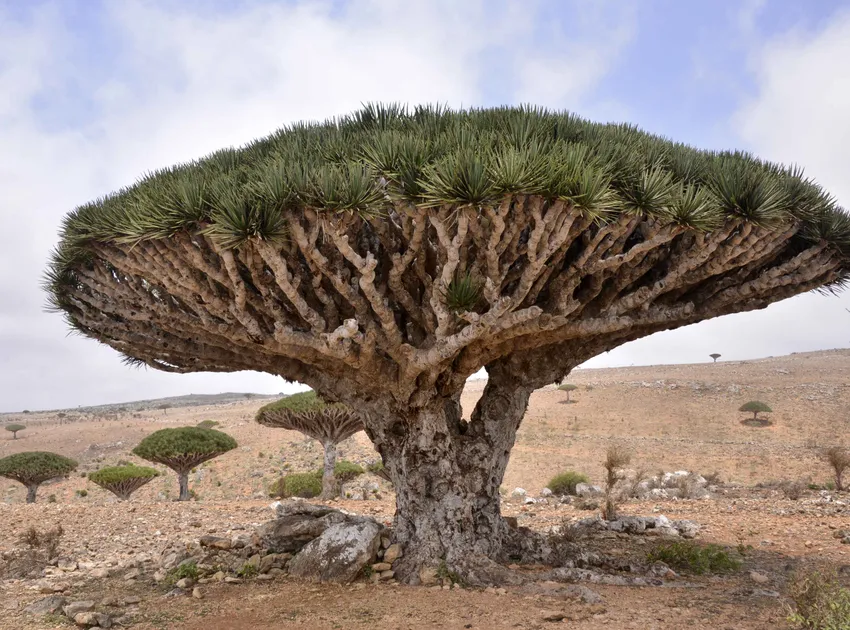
[269,472,322,498]
[546,471,589,496]
[237,562,258,578]
[647,541,741,575]
[75,489,88,498]
[196,420,219,429]
[332,460,364,483]
[787,571,850,629]
[166,561,199,586]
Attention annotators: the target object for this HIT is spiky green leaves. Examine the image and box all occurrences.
[442,272,483,314]
[0,452,77,485]
[88,465,159,500]
[89,464,159,486]
[132,427,237,472]
[256,390,338,416]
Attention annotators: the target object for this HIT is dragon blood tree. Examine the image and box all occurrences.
[256,390,363,498]
[46,105,850,583]
[89,464,160,500]
[132,427,236,500]
[0,452,77,503]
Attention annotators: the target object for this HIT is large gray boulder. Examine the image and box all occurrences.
[255,500,348,553]
[288,519,383,583]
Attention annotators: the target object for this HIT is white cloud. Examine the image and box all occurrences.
[585,7,850,370]
[0,0,635,411]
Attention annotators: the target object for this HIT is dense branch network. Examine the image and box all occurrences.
[47,105,850,408]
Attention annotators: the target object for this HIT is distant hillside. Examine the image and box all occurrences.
[0,392,281,419]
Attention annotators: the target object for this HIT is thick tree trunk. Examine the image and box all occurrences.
[177,471,190,501]
[26,484,38,504]
[321,441,337,499]
[365,368,549,584]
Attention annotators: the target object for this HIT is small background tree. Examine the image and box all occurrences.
[739,401,772,426]
[558,384,579,403]
[157,404,170,415]
[256,391,363,498]
[824,447,850,492]
[0,452,77,503]
[709,353,721,363]
[5,424,26,439]
[601,446,631,521]
[89,464,160,500]
[132,427,236,501]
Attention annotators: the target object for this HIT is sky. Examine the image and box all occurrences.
[1,0,850,411]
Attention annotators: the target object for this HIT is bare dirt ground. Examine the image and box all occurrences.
[2,349,850,629]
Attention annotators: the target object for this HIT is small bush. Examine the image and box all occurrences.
[269,472,322,498]
[333,460,365,483]
[75,489,88,498]
[166,561,199,586]
[823,447,850,492]
[647,541,741,575]
[602,446,631,521]
[47,494,57,503]
[1,525,64,578]
[781,480,808,500]
[237,562,258,578]
[787,570,850,629]
[547,471,589,496]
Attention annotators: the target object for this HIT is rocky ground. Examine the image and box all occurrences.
[2,349,850,628]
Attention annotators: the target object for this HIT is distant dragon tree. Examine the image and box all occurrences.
[46,104,850,584]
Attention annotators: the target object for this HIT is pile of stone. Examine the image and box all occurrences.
[23,595,138,628]
[567,514,700,538]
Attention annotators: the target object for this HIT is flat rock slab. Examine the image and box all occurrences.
[289,520,383,583]
[23,595,66,615]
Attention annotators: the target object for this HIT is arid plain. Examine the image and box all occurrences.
[2,349,850,629]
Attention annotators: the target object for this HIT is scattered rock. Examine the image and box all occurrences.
[73,611,112,628]
[511,488,527,499]
[123,568,141,581]
[192,587,203,599]
[749,571,770,584]
[372,562,392,572]
[57,558,78,572]
[540,610,566,622]
[64,600,96,617]
[199,536,232,550]
[175,577,194,589]
[540,487,553,497]
[23,595,66,615]
[575,483,603,498]
[224,576,243,584]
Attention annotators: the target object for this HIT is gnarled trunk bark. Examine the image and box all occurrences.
[26,484,38,504]
[364,368,549,584]
[177,471,190,501]
[320,441,337,499]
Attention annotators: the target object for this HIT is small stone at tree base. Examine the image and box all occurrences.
[192,587,203,599]
[382,543,403,564]
[419,566,439,586]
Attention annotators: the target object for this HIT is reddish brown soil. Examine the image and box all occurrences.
[2,349,850,629]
